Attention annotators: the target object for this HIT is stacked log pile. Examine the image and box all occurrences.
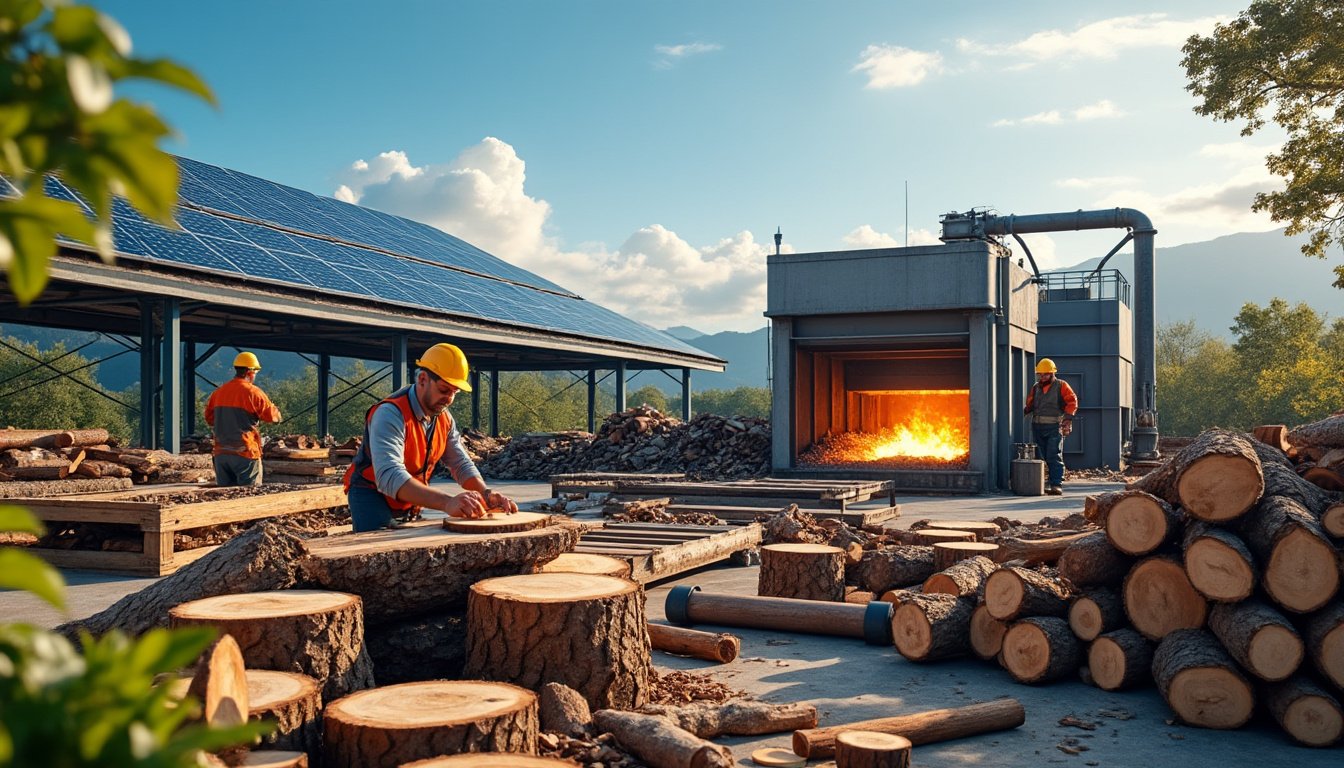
[883,427,1344,748]
[476,406,771,481]
[1260,413,1344,494]
[263,435,344,482]
[0,428,223,495]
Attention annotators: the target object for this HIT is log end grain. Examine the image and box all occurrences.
[1087,629,1152,691]
[999,617,1082,685]
[969,604,1007,661]
[1106,493,1174,555]
[1266,677,1344,747]
[1123,558,1208,641]
[1183,534,1256,602]
[1177,453,1263,522]
[1323,503,1344,539]
[1264,527,1340,613]
[1153,629,1254,730]
[1248,624,1306,683]
[1067,599,1104,642]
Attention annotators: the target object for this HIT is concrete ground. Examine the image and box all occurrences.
[3,479,1337,766]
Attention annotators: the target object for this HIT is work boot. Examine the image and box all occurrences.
[1046,485,1063,496]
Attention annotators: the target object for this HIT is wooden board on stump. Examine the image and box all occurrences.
[1122,557,1208,641]
[323,680,537,768]
[463,573,652,710]
[443,511,552,534]
[170,590,374,701]
[1152,629,1254,729]
[247,670,322,759]
[923,520,1000,541]
[759,543,845,601]
[999,616,1082,684]
[834,731,912,768]
[538,552,631,578]
[932,542,998,571]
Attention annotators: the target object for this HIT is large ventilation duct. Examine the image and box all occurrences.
[940,208,1159,461]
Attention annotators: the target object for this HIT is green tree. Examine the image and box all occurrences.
[0,334,133,440]
[627,384,668,414]
[673,386,771,419]
[1182,1,1344,284]
[1156,320,1239,434]
[1229,299,1344,424]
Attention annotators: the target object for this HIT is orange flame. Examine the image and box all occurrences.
[800,389,970,467]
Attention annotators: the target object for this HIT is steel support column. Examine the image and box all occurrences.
[184,342,197,436]
[681,368,692,420]
[470,369,482,430]
[139,298,157,448]
[587,369,597,432]
[317,353,331,437]
[161,298,181,452]
[615,361,627,412]
[488,370,500,437]
[391,334,408,391]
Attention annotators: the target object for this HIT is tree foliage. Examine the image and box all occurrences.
[0,332,133,440]
[1182,0,1344,285]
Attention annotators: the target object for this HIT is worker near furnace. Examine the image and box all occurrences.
[1023,358,1078,496]
[343,342,518,532]
[205,351,282,486]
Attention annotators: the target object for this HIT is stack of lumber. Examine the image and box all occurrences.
[886,428,1344,748]
[263,435,343,483]
[1257,412,1344,492]
[0,428,220,495]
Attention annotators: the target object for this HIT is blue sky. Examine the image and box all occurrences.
[93,1,1276,332]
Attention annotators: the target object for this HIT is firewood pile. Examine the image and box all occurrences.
[1258,412,1344,492]
[0,428,220,497]
[474,406,771,481]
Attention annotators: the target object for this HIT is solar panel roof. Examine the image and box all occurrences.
[37,158,717,361]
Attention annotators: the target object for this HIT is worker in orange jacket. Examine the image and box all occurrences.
[205,351,282,486]
[1024,358,1078,495]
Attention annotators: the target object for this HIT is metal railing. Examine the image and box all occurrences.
[1037,269,1130,307]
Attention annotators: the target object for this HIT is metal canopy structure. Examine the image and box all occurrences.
[0,158,724,450]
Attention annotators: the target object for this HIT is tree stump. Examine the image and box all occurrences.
[1101,490,1181,555]
[1152,629,1254,729]
[834,731,912,768]
[1067,588,1124,642]
[999,616,1082,684]
[1057,531,1132,587]
[1182,522,1256,602]
[538,552,631,578]
[1264,675,1344,747]
[247,670,322,759]
[759,543,845,601]
[463,573,652,710]
[1303,602,1344,690]
[1237,494,1340,613]
[853,546,935,593]
[401,757,572,767]
[1208,600,1303,682]
[923,520,1000,541]
[891,593,973,662]
[984,567,1070,621]
[911,529,975,546]
[322,680,538,768]
[969,604,1007,661]
[1122,557,1208,641]
[169,590,374,701]
[1088,628,1152,691]
[921,556,996,598]
[1129,428,1263,522]
[933,542,999,571]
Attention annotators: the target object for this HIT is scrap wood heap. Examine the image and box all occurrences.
[1260,412,1344,492]
[0,428,218,496]
[602,496,724,526]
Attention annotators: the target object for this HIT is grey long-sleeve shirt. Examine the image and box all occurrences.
[366,387,482,499]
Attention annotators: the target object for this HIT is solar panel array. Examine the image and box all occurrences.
[30,158,713,360]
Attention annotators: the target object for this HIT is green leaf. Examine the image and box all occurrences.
[0,214,55,304]
[50,5,103,54]
[122,59,217,106]
[97,137,179,222]
[0,548,66,609]
[0,104,31,141]
[0,505,44,536]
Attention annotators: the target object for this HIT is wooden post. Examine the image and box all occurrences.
[835,731,911,768]
[665,586,893,646]
[759,543,844,601]
[791,699,1025,760]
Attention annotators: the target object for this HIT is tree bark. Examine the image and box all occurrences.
[853,546,935,593]
[1302,602,1344,691]
[1067,587,1124,642]
[999,616,1081,684]
[592,710,733,768]
[984,567,1070,621]
[990,533,1090,565]
[1122,556,1208,641]
[791,699,1026,759]
[1181,522,1256,602]
[323,681,538,768]
[1287,413,1344,449]
[647,623,740,663]
[1262,461,1337,516]
[1236,495,1340,613]
[463,573,653,711]
[1101,490,1180,555]
[1152,629,1254,729]
[891,592,974,662]
[921,556,996,598]
[759,543,845,601]
[834,731,911,768]
[247,670,322,760]
[1057,531,1132,587]
[1208,600,1304,682]
[170,590,375,701]
[969,604,1007,661]
[1130,428,1263,523]
[1264,675,1344,747]
[539,682,591,737]
[933,542,1000,570]
[1088,628,1152,691]
[640,700,818,738]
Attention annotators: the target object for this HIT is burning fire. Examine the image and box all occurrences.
[799,389,970,467]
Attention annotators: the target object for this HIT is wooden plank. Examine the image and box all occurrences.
[582,533,707,546]
[616,493,827,509]
[20,501,160,526]
[143,530,173,573]
[573,544,660,556]
[260,460,335,477]
[642,523,762,582]
[597,522,739,534]
[156,485,348,530]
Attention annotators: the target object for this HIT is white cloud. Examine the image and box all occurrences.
[957,13,1225,62]
[843,225,941,248]
[334,139,772,332]
[1090,160,1280,238]
[1055,176,1138,189]
[653,42,721,68]
[1074,99,1124,121]
[853,45,943,89]
[1012,233,1061,270]
[993,100,1124,127]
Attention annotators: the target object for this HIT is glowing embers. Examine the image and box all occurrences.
[799,389,971,469]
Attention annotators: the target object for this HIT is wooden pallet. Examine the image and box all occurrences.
[575,522,761,583]
[550,472,686,496]
[11,483,349,576]
[567,477,896,511]
[663,502,900,528]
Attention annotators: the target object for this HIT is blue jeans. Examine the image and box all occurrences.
[348,485,418,532]
[1033,423,1066,486]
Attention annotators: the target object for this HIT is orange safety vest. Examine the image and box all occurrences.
[342,388,450,513]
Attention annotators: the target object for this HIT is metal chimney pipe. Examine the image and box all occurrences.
[978,208,1159,460]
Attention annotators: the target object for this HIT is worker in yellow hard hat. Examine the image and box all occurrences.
[342,342,518,532]
[1024,358,1079,495]
[205,351,282,486]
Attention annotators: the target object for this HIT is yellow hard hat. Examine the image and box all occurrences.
[1036,358,1057,374]
[416,343,472,391]
[233,351,261,370]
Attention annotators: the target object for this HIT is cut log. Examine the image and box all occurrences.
[1303,602,1344,690]
[1122,556,1208,640]
[999,616,1081,684]
[73,459,134,479]
[1304,466,1344,492]
[1263,461,1337,515]
[591,709,733,768]
[990,532,1091,565]
[1088,628,1152,691]
[401,757,570,768]
[647,623,740,663]
[1208,600,1304,682]
[891,592,973,662]
[56,521,308,640]
[1056,531,1132,587]
[233,752,307,768]
[1181,522,1256,602]
[853,546,935,593]
[1129,428,1263,522]
[260,460,334,477]
[443,511,553,534]
[791,698,1026,760]
[188,634,249,728]
[299,520,583,624]
[921,556,996,598]
[1254,424,1292,453]
[1236,495,1340,613]
[247,670,321,759]
[170,590,375,701]
[0,464,70,480]
[0,428,103,450]
[845,590,877,605]
[0,475,132,498]
[665,587,893,645]
[969,604,1007,661]
[640,699,819,738]
[983,567,1070,621]
[1101,490,1180,555]
[1264,675,1344,747]
[1152,628,1254,729]
[1067,588,1124,642]
[539,682,591,737]
[463,573,652,710]
[538,552,631,578]
[922,520,1000,541]
[1287,413,1344,449]
[759,543,845,601]
[834,731,911,768]
[322,680,538,768]
[911,529,976,545]
[1323,502,1344,538]
[933,542,1000,570]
